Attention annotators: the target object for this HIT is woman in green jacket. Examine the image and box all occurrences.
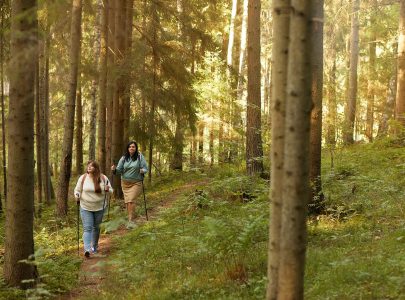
[111,141,148,222]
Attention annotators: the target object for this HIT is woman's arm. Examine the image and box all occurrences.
[115,156,125,174]
[140,153,149,174]
[74,175,84,198]
[104,175,114,194]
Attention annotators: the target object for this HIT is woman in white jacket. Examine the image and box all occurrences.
[74,160,113,258]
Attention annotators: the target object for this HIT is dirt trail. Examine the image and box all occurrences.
[58,179,207,299]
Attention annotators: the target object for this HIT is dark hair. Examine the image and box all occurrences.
[124,141,139,161]
[87,160,102,193]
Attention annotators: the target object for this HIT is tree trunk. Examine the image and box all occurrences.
[35,44,42,217]
[123,0,133,146]
[227,0,238,72]
[43,18,51,205]
[190,134,197,166]
[237,0,248,102]
[4,0,38,287]
[111,0,126,196]
[148,2,158,184]
[170,0,186,171]
[277,1,311,298]
[97,0,108,173]
[89,77,97,161]
[309,0,324,215]
[0,5,5,207]
[56,0,82,217]
[378,75,396,137]
[106,0,115,170]
[89,13,100,162]
[141,0,147,153]
[75,76,83,174]
[246,0,263,175]
[326,52,337,146]
[198,122,204,164]
[396,0,405,128]
[343,0,359,144]
[170,112,185,170]
[266,1,290,298]
[366,26,376,142]
[209,115,214,166]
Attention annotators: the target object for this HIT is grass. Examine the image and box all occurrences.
[1,141,405,299]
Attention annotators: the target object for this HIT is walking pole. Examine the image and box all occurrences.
[141,174,148,221]
[77,201,80,256]
[109,163,115,221]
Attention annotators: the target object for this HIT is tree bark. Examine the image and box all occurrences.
[97,0,108,173]
[343,0,359,144]
[246,0,263,175]
[237,0,248,102]
[277,1,311,298]
[56,0,82,217]
[309,0,324,215]
[396,0,405,128]
[170,111,185,170]
[266,1,290,299]
[42,18,51,204]
[106,0,115,170]
[227,0,238,71]
[123,0,133,146]
[89,11,100,162]
[35,42,42,216]
[198,122,204,164]
[148,2,158,184]
[4,0,38,287]
[326,49,337,146]
[141,0,147,153]
[0,4,5,207]
[111,0,126,196]
[378,75,396,137]
[366,22,376,142]
[75,76,83,174]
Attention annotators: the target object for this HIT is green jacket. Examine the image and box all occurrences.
[115,153,148,182]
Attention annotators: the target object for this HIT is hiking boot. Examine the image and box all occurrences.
[84,251,90,258]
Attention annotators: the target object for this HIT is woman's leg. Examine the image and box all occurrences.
[80,207,94,255]
[127,202,134,221]
[91,209,104,252]
[125,203,129,220]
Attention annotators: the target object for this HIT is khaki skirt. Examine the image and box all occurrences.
[121,180,143,204]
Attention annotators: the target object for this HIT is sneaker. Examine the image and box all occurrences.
[91,247,97,254]
[84,251,90,258]
[126,221,136,229]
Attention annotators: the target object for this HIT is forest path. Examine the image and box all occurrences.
[58,178,208,299]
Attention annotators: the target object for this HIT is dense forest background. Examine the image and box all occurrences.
[0,0,405,299]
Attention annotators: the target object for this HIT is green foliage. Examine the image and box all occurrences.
[71,166,269,299]
[2,144,405,299]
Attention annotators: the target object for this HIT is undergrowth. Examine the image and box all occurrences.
[1,142,405,299]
